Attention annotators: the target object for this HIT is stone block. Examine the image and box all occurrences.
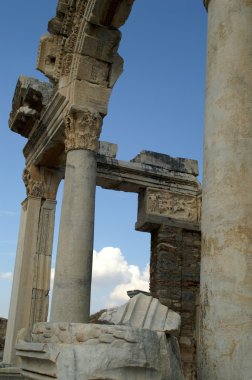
[70,79,112,115]
[99,293,181,335]
[16,323,184,380]
[98,141,118,158]
[80,23,121,63]
[37,34,62,81]
[136,188,200,232]
[74,55,110,85]
[87,0,134,28]
[131,150,199,176]
[9,76,53,138]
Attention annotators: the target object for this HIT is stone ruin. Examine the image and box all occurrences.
[2,0,252,379]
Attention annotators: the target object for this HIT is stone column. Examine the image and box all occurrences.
[50,108,102,323]
[3,166,61,366]
[200,1,252,379]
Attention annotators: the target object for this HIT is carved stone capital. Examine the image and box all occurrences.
[23,165,62,200]
[64,108,102,152]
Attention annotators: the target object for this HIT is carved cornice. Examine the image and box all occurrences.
[64,108,102,152]
[23,165,62,200]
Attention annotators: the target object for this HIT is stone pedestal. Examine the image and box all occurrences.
[50,108,102,323]
[200,0,252,378]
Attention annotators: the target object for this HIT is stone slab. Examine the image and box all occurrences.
[131,151,199,176]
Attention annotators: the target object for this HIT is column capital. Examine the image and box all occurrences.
[22,165,62,200]
[64,108,103,153]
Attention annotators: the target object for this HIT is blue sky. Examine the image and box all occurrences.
[0,1,207,317]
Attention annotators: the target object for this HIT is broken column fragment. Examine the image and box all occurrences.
[99,293,181,336]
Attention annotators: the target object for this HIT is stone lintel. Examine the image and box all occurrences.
[131,151,199,176]
[96,155,200,196]
[9,76,54,138]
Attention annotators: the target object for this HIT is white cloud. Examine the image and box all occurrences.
[0,272,13,280]
[108,263,149,307]
[91,247,149,312]
[50,247,149,314]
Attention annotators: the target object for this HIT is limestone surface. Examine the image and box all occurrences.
[131,151,198,176]
[99,293,181,335]
[17,323,184,380]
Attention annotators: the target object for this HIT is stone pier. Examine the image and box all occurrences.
[50,108,102,323]
[200,0,252,378]
[3,166,61,366]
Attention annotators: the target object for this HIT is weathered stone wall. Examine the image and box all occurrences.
[0,318,7,361]
[150,225,201,380]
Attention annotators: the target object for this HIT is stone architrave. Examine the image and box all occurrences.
[50,107,102,324]
[200,0,252,379]
[3,166,61,366]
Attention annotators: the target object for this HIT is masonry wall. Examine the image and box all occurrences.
[150,225,201,380]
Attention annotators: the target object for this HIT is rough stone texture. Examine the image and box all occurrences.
[98,141,118,158]
[150,226,201,380]
[9,76,53,138]
[200,0,252,379]
[131,151,198,176]
[99,293,181,335]
[16,323,184,380]
[0,318,7,361]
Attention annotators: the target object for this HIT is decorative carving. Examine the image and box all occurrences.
[146,189,198,222]
[22,165,62,200]
[64,108,102,152]
[22,167,44,198]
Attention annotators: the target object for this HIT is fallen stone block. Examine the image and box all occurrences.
[16,323,184,380]
[99,293,181,335]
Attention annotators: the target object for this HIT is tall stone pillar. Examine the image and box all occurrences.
[3,166,61,366]
[50,108,102,323]
[200,1,252,379]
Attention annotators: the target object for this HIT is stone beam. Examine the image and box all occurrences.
[96,153,200,196]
